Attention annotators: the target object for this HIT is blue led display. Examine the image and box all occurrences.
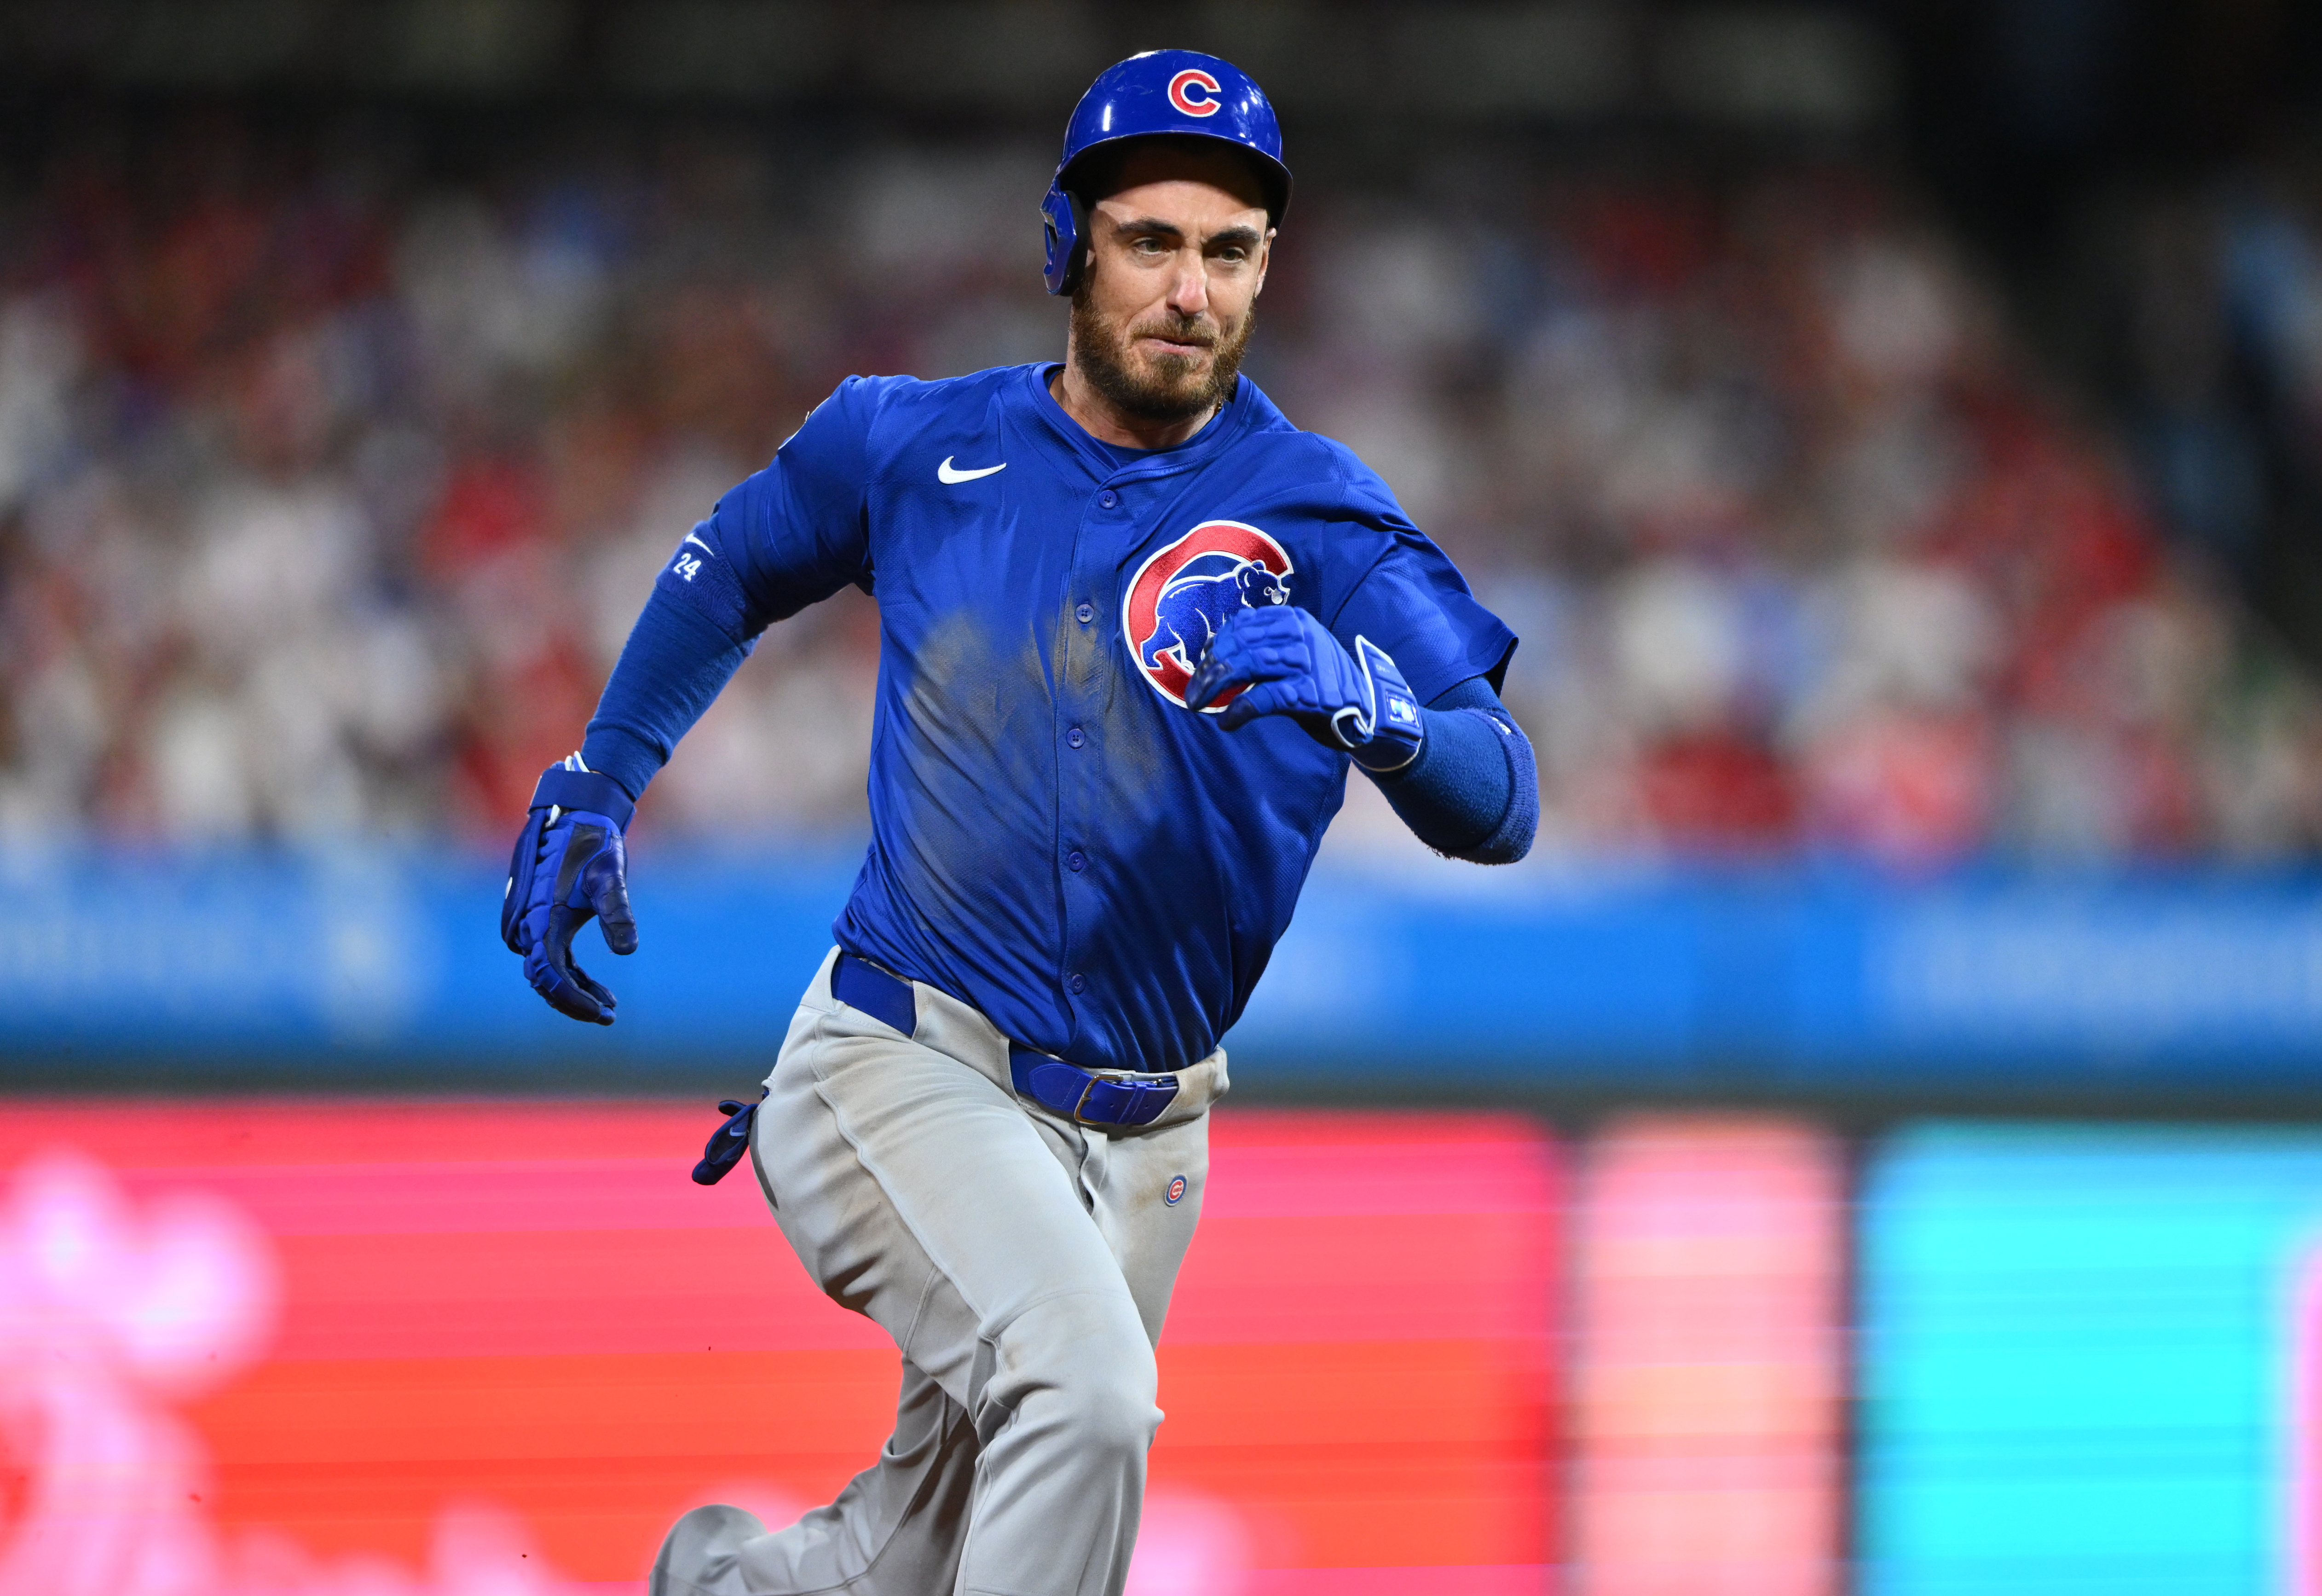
[1859,1124,2322,1596]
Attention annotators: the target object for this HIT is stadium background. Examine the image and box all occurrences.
[6,1,2322,1591]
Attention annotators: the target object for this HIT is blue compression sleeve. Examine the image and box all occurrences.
[579,586,754,801]
[1369,676,1539,863]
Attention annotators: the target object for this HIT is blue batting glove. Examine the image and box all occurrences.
[501,756,639,1025]
[692,1091,766,1185]
[1184,606,1426,773]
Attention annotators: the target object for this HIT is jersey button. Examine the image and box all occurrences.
[1068,850,1086,872]
[1075,603,1094,624]
[1067,726,1086,749]
[1097,490,1119,509]
[1069,973,1087,994]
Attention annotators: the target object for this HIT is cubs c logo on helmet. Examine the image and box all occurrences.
[1168,68,1223,117]
[1124,520,1294,710]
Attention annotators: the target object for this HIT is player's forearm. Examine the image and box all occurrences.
[578,587,754,800]
[1369,684,1539,864]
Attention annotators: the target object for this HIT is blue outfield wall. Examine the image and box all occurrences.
[9,844,2322,1090]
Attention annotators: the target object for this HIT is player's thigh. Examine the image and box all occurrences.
[754,1005,1144,1404]
[1085,1110,1210,1347]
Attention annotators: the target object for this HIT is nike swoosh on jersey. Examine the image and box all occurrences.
[681,531,715,554]
[937,457,1007,484]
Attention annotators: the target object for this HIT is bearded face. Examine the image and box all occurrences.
[1069,272,1256,425]
[1059,141,1272,433]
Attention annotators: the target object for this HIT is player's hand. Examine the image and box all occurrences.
[1185,606,1426,773]
[501,756,639,1025]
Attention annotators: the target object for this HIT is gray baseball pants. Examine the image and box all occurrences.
[656,948,1226,1596]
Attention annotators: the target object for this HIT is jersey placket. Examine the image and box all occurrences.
[1051,474,1138,1052]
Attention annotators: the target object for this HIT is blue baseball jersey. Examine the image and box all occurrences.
[666,363,1514,1074]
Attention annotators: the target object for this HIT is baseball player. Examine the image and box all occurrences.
[500,49,1537,1596]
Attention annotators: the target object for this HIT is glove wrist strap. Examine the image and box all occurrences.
[1343,636,1425,774]
[529,762,636,830]
[1351,729,1423,774]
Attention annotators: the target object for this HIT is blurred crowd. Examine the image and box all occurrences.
[5,116,2321,865]
[2089,168,2322,633]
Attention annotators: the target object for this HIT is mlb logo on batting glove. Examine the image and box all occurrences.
[502,754,639,1026]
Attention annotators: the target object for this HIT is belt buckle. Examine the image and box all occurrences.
[1071,1069,1178,1127]
[1072,1069,1148,1127]
[1071,1075,1109,1126]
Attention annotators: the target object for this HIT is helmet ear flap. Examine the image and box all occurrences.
[1041,184,1092,296]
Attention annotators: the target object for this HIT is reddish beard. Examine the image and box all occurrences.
[1069,281,1254,424]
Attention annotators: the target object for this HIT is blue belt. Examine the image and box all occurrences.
[832,950,918,1035]
[831,952,1180,1130]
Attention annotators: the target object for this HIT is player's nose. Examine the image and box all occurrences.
[1166,254,1210,316]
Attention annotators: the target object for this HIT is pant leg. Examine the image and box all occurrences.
[1070,1112,1212,1349]
[720,954,1221,1596]
[722,1356,979,1596]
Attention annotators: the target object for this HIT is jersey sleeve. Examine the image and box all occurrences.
[653,376,889,641]
[1324,498,1518,706]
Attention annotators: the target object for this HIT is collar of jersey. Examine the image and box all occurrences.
[1019,362,1261,485]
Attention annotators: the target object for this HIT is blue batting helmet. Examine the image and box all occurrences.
[1040,50,1291,296]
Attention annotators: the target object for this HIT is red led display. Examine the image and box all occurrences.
[0,1103,1559,1593]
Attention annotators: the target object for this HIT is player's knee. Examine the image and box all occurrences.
[1055,1340,1159,1460]
[1010,1295,1159,1458]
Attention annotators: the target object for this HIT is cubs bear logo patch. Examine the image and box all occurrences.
[1123,520,1295,711]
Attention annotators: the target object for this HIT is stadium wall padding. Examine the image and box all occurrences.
[11,848,2322,1092]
